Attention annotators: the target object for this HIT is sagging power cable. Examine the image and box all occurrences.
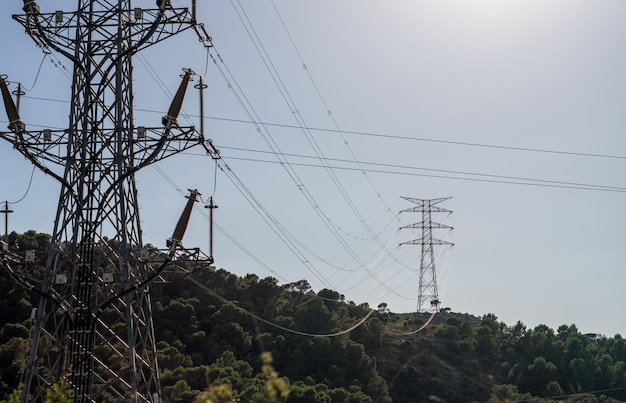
[185,273,375,338]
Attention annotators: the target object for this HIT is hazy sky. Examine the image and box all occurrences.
[0,0,624,337]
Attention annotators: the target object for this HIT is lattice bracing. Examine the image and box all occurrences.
[0,1,211,401]
[400,197,453,313]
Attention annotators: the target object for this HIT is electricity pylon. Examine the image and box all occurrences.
[399,197,453,313]
[0,1,214,401]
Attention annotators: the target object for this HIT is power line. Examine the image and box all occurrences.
[208,48,417,300]
[221,117,626,161]
[195,116,626,161]
[229,156,625,192]
[270,0,400,227]
[22,53,48,92]
[6,165,37,204]
[149,146,421,306]
[184,274,375,338]
[150,163,289,283]
[216,153,424,302]
[185,149,626,193]
[515,386,626,403]
[150,161,417,313]
[218,159,354,289]
[129,33,418,301]
[225,2,455,283]
[14,95,626,161]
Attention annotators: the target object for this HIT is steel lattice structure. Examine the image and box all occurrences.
[0,1,214,401]
[400,197,453,313]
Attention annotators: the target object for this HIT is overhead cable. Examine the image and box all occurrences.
[216,7,422,291]
[23,54,48,92]
[269,0,400,229]
[185,273,375,338]
[14,96,626,161]
[6,165,37,204]
[209,116,626,161]
[209,47,415,300]
[218,153,626,193]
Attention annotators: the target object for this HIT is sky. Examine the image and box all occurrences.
[0,0,625,337]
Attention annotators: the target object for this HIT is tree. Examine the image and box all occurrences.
[521,356,558,396]
[475,325,497,354]
[285,383,330,403]
[544,380,564,397]
[596,354,616,389]
[488,384,540,403]
[284,280,311,294]
[193,384,233,403]
[570,357,597,392]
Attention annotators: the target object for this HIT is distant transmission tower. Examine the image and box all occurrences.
[0,1,215,401]
[399,197,453,313]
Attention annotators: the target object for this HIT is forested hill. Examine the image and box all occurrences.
[1,230,625,402]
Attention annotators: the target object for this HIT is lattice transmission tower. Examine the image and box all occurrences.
[0,1,215,401]
[400,197,453,313]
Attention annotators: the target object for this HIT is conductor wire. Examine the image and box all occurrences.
[24,54,47,92]
[185,274,375,338]
[398,311,437,336]
[7,166,37,204]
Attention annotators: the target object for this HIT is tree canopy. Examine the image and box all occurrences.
[0,231,624,402]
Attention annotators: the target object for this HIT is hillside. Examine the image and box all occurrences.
[1,230,625,402]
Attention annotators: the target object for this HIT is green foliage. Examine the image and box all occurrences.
[488,384,541,402]
[521,356,558,396]
[1,231,625,403]
[1,383,23,403]
[43,376,72,403]
[285,382,330,403]
[7,230,51,252]
[434,324,458,339]
[544,380,564,397]
[260,352,289,402]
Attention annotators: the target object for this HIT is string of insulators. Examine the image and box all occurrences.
[0,76,24,132]
[167,189,200,249]
[162,68,194,127]
[205,196,218,263]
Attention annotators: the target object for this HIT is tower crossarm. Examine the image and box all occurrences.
[0,76,70,188]
[13,5,197,64]
[1,77,202,213]
[0,127,70,188]
[400,221,453,230]
[400,205,452,214]
[401,196,451,206]
[0,125,199,169]
[400,238,454,247]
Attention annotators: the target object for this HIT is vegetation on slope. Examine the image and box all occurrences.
[0,231,625,402]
